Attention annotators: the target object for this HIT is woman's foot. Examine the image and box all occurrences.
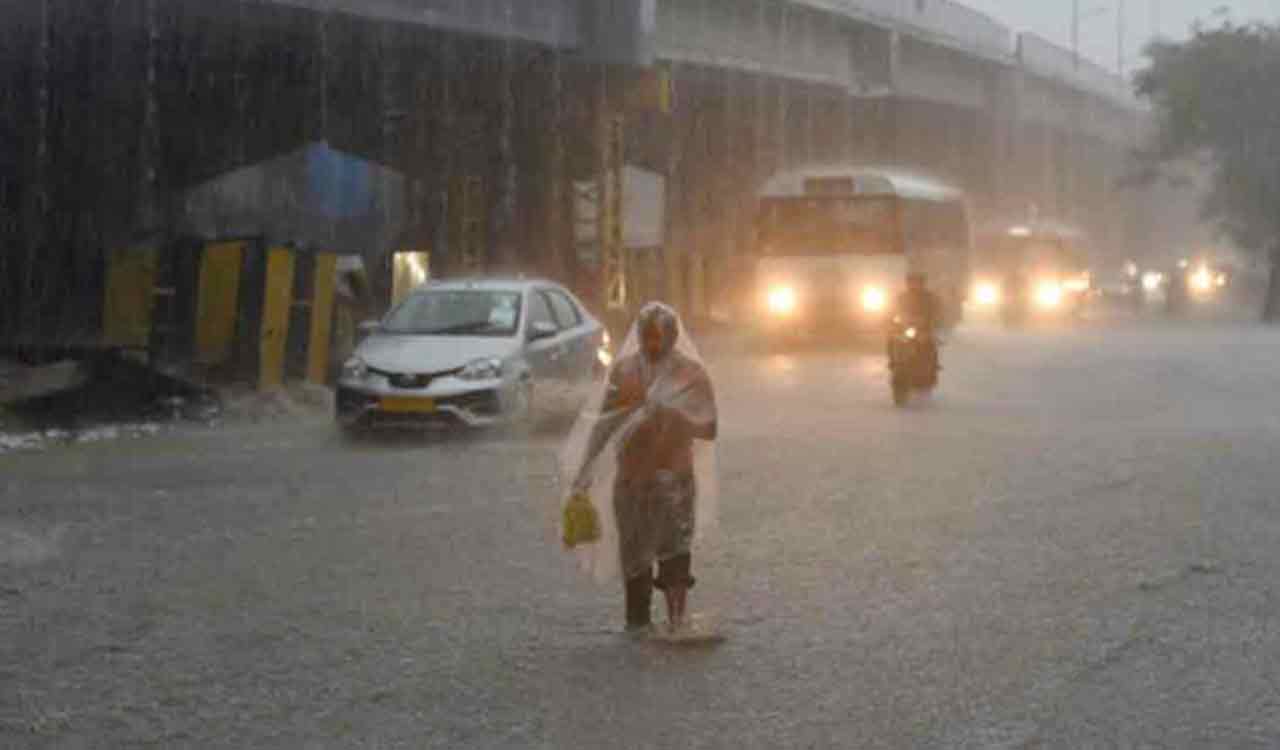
[625,622,654,639]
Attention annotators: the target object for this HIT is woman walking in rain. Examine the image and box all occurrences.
[560,303,719,634]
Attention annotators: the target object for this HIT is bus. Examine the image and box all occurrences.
[750,166,971,339]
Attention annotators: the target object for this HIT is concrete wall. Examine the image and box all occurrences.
[798,0,1009,60]
[895,37,993,111]
[656,0,854,87]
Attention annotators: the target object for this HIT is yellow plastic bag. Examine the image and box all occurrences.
[562,491,601,548]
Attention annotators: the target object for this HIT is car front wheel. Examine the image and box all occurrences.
[503,379,536,435]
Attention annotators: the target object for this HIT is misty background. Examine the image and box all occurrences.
[963,0,1280,77]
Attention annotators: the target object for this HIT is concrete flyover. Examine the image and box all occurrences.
[0,0,1193,347]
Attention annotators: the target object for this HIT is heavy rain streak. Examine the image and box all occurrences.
[6,1,1280,747]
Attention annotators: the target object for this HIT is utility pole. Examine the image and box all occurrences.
[1072,0,1080,71]
[1117,0,1126,76]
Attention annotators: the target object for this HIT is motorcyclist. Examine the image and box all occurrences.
[893,272,942,375]
[1165,264,1189,317]
[896,272,942,331]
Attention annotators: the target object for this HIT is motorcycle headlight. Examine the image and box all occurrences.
[767,285,797,316]
[460,357,504,381]
[342,356,369,381]
[1035,281,1063,308]
[861,285,887,313]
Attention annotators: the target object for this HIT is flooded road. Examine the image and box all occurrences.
[5,322,1280,748]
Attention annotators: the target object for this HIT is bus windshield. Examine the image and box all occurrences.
[756,197,898,256]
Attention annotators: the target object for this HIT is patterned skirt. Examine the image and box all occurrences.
[612,471,697,581]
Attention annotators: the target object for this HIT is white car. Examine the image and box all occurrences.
[336,278,606,432]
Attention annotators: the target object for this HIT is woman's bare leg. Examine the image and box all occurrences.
[664,585,688,629]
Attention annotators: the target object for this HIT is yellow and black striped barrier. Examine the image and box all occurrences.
[101,239,340,391]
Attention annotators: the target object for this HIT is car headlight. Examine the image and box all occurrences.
[974,281,1001,306]
[1035,281,1063,308]
[460,357,503,381]
[597,330,614,369]
[1189,268,1213,292]
[767,285,797,315]
[905,327,918,339]
[861,285,887,313]
[342,356,369,381]
[1141,272,1163,292]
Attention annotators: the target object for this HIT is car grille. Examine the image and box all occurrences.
[370,366,461,390]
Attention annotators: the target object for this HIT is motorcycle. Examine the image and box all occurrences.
[888,317,940,407]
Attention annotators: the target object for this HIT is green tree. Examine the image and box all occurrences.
[1136,18,1280,320]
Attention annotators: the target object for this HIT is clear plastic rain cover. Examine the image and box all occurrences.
[557,303,719,583]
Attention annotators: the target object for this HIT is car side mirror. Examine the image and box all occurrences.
[358,320,382,336]
[528,321,558,341]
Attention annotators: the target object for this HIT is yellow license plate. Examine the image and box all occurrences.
[380,397,437,414]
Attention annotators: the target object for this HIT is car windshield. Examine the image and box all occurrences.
[382,290,522,336]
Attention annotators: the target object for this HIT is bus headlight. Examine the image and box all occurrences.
[973,281,1001,307]
[767,285,797,316]
[1035,281,1063,308]
[861,285,887,313]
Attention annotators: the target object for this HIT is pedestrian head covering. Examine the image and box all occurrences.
[637,302,679,362]
[555,302,719,583]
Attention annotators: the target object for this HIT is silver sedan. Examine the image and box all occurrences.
[335,278,607,432]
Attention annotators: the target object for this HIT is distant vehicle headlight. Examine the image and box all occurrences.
[1141,271,1164,292]
[342,356,369,381]
[460,357,503,381]
[1190,267,1214,293]
[904,327,918,340]
[767,285,797,316]
[1215,273,1228,288]
[861,285,887,313]
[974,281,1001,307]
[1035,281,1063,308]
